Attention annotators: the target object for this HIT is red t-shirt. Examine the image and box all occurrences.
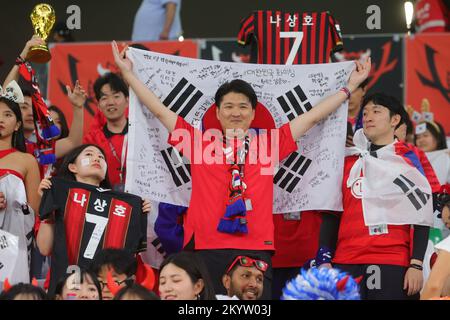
[333,155,412,266]
[334,142,440,266]
[168,116,297,251]
[272,211,322,268]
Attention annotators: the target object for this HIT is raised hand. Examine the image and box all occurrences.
[347,57,371,93]
[66,80,87,109]
[112,41,133,73]
[20,35,46,60]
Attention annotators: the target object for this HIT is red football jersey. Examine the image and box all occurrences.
[238,10,343,64]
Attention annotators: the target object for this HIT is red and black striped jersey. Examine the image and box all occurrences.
[238,11,343,65]
[39,177,147,294]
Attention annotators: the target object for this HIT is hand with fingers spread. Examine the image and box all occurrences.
[347,57,371,93]
[142,199,152,214]
[112,41,133,73]
[20,35,46,60]
[66,80,87,109]
[38,178,52,197]
[0,192,7,210]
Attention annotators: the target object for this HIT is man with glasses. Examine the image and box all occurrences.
[222,255,268,300]
[90,249,137,300]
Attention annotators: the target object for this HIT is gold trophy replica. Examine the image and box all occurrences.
[27,3,56,63]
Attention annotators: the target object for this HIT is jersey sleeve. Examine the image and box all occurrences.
[328,14,344,53]
[238,12,255,46]
[39,179,59,220]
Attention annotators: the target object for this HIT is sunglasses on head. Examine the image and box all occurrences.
[226,256,268,274]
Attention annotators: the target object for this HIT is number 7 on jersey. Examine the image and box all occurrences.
[279,31,304,65]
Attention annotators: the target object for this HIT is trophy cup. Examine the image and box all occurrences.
[27,3,56,63]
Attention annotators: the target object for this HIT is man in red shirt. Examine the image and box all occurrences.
[84,73,129,192]
[112,41,371,298]
[317,93,440,300]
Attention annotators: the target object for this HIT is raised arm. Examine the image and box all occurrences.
[55,81,85,158]
[3,36,45,87]
[111,41,178,133]
[289,58,371,141]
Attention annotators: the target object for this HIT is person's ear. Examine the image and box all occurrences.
[216,105,221,121]
[15,121,21,131]
[193,278,205,296]
[68,163,78,174]
[222,274,231,291]
[391,114,401,128]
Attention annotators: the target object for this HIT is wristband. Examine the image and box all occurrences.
[409,263,423,271]
[15,55,26,66]
[340,87,351,100]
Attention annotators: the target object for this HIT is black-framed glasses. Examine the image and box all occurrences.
[98,277,134,290]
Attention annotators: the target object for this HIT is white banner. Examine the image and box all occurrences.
[0,229,19,282]
[126,48,354,213]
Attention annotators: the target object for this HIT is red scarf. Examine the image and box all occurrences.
[18,61,59,165]
[217,135,250,234]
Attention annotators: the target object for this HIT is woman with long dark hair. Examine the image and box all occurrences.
[0,81,40,284]
[36,143,151,294]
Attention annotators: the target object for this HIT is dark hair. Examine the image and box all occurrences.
[414,121,447,151]
[159,251,216,300]
[215,79,257,109]
[57,144,111,189]
[93,73,129,101]
[48,105,69,139]
[90,248,137,277]
[0,283,48,300]
[18,81,33,98]
[403,111,414,136]
[361,92,405,129]
[0,97,27,152]
[113,283,160,300]
[437,194,450,218]
[54,269,102,300]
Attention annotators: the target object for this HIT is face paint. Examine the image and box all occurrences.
[81,158,90,167]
